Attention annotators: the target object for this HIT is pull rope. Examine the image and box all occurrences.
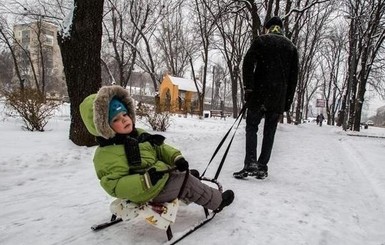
[201,105,247,179]
[167,105,247,244]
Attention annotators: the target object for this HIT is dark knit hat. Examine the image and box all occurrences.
[264,16,283,29]
[108,97,128,123]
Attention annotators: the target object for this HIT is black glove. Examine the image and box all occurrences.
[147,168,164,186]
[174,158,189,172]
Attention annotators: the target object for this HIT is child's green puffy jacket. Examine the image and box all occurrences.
[79,85,182,204]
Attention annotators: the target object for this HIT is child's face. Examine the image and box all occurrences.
[110,112,133,134]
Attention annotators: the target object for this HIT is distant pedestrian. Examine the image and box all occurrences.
[317,113,325,127]
[233,16,299,180]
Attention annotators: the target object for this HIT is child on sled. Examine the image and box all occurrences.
[79,85,234,212]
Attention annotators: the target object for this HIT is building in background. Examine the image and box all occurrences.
[12,21,66,98]
[157,74,202,114]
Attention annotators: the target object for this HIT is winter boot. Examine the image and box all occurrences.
[255,169,268,179]
[245,163,259,176]
[214,190,234,213]
[247,164,268,179]
[233,169,249,179]
[233,162,259,179]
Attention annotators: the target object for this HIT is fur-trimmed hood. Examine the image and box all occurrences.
[79,85,136,139]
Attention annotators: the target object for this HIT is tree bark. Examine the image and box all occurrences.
[58,0,105,146]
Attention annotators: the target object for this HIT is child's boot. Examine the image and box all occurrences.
[214,190,234,213]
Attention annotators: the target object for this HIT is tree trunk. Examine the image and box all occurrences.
[58,0,105,146]
[295,83,303,124]
[231,68,239,118]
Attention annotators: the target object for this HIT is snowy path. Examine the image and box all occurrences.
[1,116,385,245]
[258,124,385,245]
[165,122,385,245]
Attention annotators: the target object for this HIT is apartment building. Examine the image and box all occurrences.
[13,21,66,97]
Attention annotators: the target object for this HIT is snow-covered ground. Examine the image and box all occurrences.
[1,102,385,245]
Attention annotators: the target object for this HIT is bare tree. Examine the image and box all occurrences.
[182,0,217,116]
[155,2,199,78]
[101,0,147,88]
[0,50,13,91]
[0,19,49,97]
[19,20,56,96]
[129,0,172,91]
[304,73,322,118]
[294,2,334,124]
[203,0,250,117]
[318,25,347,125]
[343,0,385,131]
[0,17,24,90]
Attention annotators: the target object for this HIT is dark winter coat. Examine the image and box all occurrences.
[243,26,299,113]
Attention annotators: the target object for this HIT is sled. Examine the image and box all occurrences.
[91,177,222,242]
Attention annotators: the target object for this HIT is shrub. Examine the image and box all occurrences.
[4,88,60,131]
[136,101,151,119]
[145,111,171,132]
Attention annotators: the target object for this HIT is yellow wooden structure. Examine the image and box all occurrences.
[157,75,201,113]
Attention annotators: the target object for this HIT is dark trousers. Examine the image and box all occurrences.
[244,108,280,169]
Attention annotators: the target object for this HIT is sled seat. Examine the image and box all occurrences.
[109,198,181,240]
[107,176,220,241]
